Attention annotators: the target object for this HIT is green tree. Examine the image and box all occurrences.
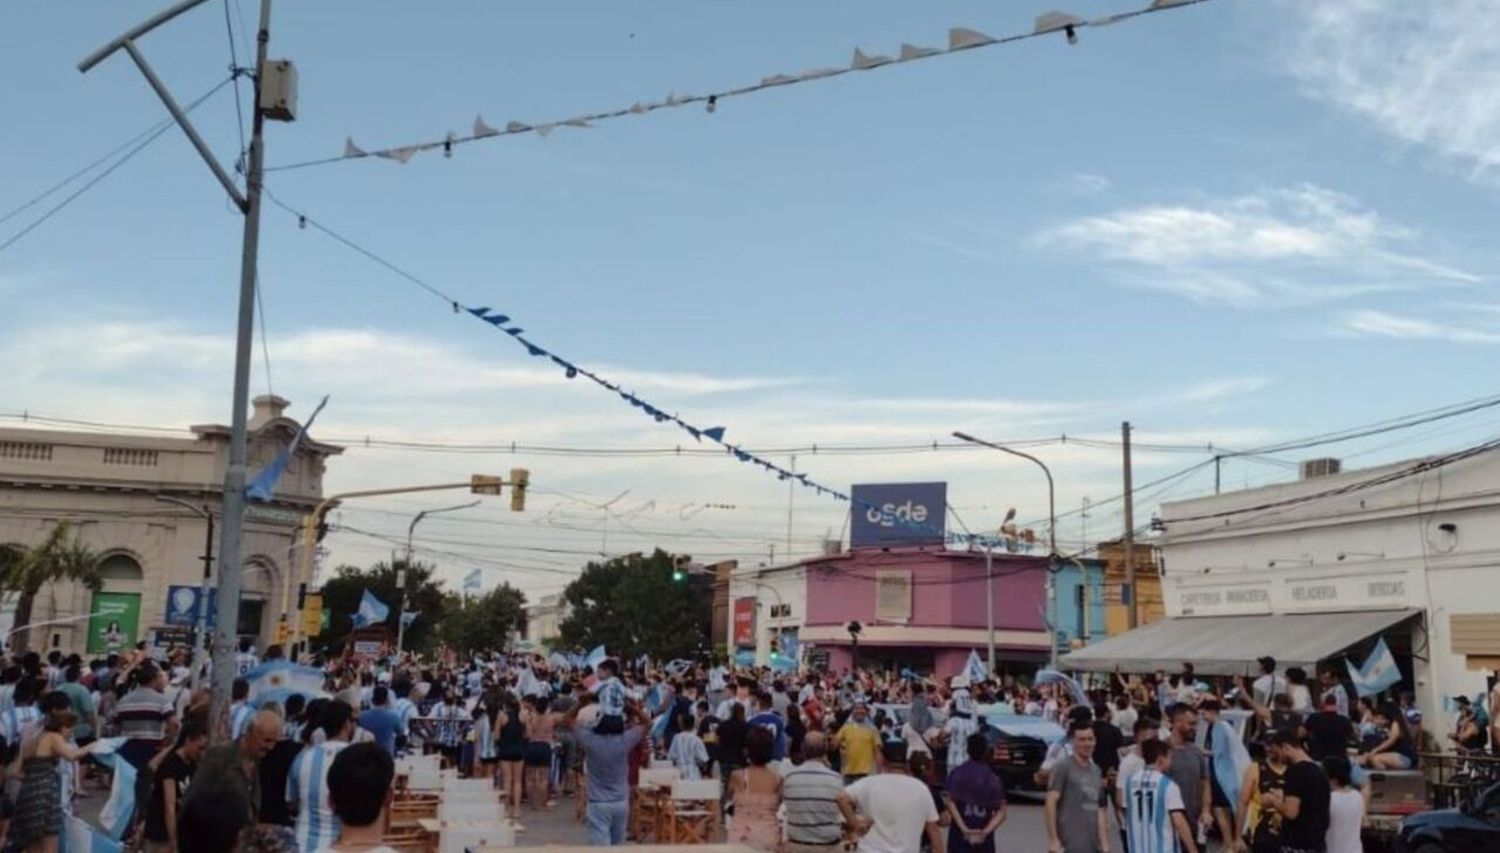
[0,523,103,654]
[439,585,528,656]
[318,559,448,653]
[559,549,709,659]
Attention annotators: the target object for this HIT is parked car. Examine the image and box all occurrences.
[872,703,1062,790]
[1396,781,1500,852]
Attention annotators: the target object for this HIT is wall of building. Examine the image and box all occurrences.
[1052,560,1108,648]
[1158,451,1500,725]
[1097,541,1166,635]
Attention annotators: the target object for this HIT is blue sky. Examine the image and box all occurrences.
[4,0,1499,598]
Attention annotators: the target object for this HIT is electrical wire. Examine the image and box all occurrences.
[0,77,235,256]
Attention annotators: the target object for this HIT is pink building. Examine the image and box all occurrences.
[798,546,1053,677]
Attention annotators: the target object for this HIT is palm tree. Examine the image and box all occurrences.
[0,523,103,654]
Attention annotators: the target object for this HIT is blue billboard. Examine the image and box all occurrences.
[165,585,219,627]
[849,482,947,549]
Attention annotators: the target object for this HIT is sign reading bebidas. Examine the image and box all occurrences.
[849,482,947,548]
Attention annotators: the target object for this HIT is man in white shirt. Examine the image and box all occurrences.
[837,748,944,853]
[1112,695,1138,736]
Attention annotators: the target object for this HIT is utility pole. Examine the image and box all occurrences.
[80,0,287,742]
[1122,421,1138,629]
[786,454,796,560]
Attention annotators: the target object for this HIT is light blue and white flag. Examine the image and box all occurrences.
[964,649,988,684]
[584,644,607,669]
[246,659,327,706]
[352,589,390,628]
[246,395,328,502]
[1035,669,1089,707]
[664,658,692,677]
[1210,719,1253,826]
[1346,637,1402,697]
[400,610,419,627]
[88,738,134,841]
[780,633,800,661]
[549,652,573,671]
[65,816,123,853]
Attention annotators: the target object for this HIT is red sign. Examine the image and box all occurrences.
[733,597,757,647]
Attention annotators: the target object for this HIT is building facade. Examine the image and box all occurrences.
[524,593,569,650]
[0,396,340,655]
[1064,450,1500,728]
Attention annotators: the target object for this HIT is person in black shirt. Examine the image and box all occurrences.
[1303,695,1354,762]
[144,718,209,853]
[1261,731,1330,853]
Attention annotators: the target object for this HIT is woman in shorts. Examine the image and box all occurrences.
[523,694,559,808]
[495,694,526,819]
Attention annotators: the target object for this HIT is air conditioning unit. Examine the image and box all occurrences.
[1300,458,1342,480]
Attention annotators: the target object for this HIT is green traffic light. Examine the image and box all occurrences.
[672,570,685,581]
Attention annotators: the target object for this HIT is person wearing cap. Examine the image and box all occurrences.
[833,702,882,784]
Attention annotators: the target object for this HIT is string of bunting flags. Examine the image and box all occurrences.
[266,0,1212,173]
[265,192,959,544]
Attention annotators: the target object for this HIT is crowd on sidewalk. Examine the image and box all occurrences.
[0,640,1492,853]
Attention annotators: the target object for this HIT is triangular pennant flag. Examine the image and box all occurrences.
[505,120,531,133]
[899,43,940,61]
[562,117,592,129]
[474,115,500,137]
[760,74,797,86]
[948,28,997,50]
[376,146,420,164]
[535,124,555,138]
[629,102,647,114]
[1034,11,1084,34]
[466,306,491,318]
[524,342,547,357]
[483,314,511,326]
[683,425,702,440]
[665,92,686,106]
[702,427,726,442]
[343,137,368,157]
[851,48,893,70]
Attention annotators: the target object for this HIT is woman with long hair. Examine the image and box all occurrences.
[6,711,98,853]
[494,694,526,819]
[1356,703,1418,770]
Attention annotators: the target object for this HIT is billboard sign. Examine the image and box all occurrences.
[88,592,141,654]
[849,482,947,548]
[733,597,757,647]
[165,585,221,628]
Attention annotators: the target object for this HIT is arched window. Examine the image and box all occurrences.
[99,553,144,582]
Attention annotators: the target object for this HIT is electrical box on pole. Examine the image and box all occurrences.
[259,59,297,121]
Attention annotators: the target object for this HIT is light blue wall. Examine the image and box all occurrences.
[1052,559,1108,647]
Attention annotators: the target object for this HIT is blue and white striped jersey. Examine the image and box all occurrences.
[286,741,349,852]
[230,701,255,740]
[1124,768,1186,853]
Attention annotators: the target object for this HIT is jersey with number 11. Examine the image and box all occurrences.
[1125,768,1186,853]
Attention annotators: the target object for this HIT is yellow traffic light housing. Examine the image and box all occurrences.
[509,468,529,512]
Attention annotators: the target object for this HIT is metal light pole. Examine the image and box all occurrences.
[155,495,215,687]
[984,541,995,675]
[81,0,281,742]
[953,431,1060,672]
[400,501,480,653]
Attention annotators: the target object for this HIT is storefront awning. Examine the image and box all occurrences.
[1058,608,1422,676]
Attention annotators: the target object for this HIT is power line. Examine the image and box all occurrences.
[0,77,235,256]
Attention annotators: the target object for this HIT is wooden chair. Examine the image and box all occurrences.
[379,829,429,853]
[387,795,440,830]
[664,778,721,844]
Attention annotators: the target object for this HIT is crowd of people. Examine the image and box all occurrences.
[0,642,1492,853]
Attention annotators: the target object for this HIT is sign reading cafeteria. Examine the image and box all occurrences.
[849,481,947,548]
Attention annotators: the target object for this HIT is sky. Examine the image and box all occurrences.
[3,0,1500,602]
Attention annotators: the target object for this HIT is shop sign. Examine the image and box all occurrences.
[88,592,141,654]
[733,597,757,647]
[850,482,947,548]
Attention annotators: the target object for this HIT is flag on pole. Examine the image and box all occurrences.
[352,589,390,628]
[400,610,419,627]
[246,395,328,502]
[244,659,327,707]
[1034,669,1089,707]
[584,645,607,669]
[1346,637,1401,697]
[964,649,988,684]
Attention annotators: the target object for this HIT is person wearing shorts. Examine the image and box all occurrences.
[496,696,527,819]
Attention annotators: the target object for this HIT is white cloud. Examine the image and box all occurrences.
[905,231,992,261]
[1341,309,1500,344]
[1057,173,1113,196]
[1279,0,1500,181]
[1039,184,1477,307]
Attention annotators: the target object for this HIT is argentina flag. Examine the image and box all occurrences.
[352,589,390,628]
[246,395,328,502]
[247,659,328,707]
[964,649,988,684]
[1346,637,1402,697]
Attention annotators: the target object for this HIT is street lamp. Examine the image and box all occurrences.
[155,494,214,687]
[847,620,862,671]
[951,431,1059,674]
[400,500,481,654]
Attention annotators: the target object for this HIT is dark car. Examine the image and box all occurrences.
[1397,781,1500,852]
[978,719,1053,791]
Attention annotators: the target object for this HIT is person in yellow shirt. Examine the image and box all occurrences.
[833,701,883,783]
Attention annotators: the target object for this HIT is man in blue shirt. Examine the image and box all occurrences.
[357,686,401,756]
[566,696,650,846]
[747,691,787,761]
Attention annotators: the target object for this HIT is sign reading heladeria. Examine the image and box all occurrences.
[1173,570,1413,617]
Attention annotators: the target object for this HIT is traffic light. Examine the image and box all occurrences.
[471,474,504,496]
[509,468,529,512]
[672,555,688,581]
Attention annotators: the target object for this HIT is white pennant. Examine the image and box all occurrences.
[473,115,499,138]
[505,120,531,133]
[1034,11,1084,34]
[629,102,647,114]
[948,28,997,50]
[851,48,893,70]
[562,117,592,128]
[535,124,555,138]
[760,74,797,86]
[665,92,686,106]
[898,43,940,61]
[376,146,420,164]
[343,137,368,157]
